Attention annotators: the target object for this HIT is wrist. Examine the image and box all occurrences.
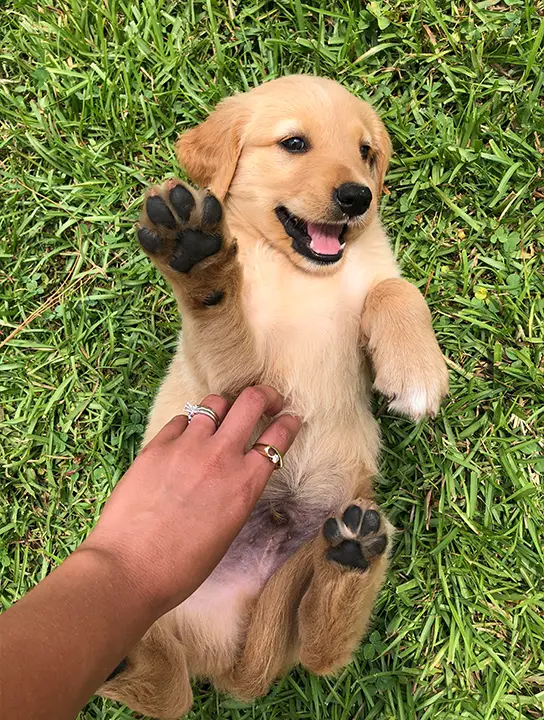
[71,543,162,625]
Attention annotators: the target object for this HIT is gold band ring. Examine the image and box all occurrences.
[252,443,284,469]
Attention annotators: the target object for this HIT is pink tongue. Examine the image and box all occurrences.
[307,222,343,255]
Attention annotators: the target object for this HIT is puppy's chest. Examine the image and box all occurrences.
[242,249,369,409]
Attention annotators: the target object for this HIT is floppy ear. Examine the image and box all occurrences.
[175,96,249,200]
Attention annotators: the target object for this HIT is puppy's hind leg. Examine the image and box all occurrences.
[298,500,393,675]
[216,503,393,699]
[215,542,315,700]
[98,618,192,720]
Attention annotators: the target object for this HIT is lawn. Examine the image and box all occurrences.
[1,1,543,718]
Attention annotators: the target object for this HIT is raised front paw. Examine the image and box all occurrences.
[323,503,389,571]
[373,350,449,422]
[138,179,227,274]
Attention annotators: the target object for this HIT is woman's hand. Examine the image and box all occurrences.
[0,386,300,720]
[79,386,301,618]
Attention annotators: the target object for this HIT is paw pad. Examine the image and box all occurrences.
[146,196,176,228]
[137,181,225,274]
[169,184,195,222]
[323,505,388,571]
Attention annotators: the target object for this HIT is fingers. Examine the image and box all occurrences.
[217,386,284,451]
[145,414,188,447]
[245,414,302,481]
[184,394,231,439]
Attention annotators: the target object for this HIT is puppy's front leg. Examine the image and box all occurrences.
[138,178,240,310]
[361,278,449,421]
[137,179,256,390]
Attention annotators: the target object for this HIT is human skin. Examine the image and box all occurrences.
[0,386,300,720]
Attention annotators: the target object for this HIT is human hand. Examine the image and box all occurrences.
[78,386,301,619]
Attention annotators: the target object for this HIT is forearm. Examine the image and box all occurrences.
[0,548,160,720]
[360,278,448,420]
[0,389,300,719]
[362,278,431,335]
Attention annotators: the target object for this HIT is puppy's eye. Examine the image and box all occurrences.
[360,144,371,160]
[280,137,307,153]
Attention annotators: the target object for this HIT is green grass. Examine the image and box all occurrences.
[1,0,543,718]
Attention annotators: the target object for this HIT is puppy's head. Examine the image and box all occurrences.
[177,75,391,273]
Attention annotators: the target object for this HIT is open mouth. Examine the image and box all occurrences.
[275,206,347,264]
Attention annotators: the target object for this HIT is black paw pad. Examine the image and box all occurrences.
[169,185,195,222]
[324,506,388,571]
[364,534,387,559]
[361,509,381,536]
[323,517,342,543]
[146,196,176,228]
[170,230,222,273]
[342,505,363,533]
[202,194,222,226]
[327,541,369,571]
[137,227,161,253]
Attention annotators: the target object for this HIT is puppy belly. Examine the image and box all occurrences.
[216,498,329,582]
[177,499,329,675]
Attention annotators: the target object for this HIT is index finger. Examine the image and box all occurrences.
[216,385,284,451]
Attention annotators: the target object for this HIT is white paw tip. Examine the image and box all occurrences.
[387,387,434,421]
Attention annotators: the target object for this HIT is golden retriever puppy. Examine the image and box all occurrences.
[100,75,448,718]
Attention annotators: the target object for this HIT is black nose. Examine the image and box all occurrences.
[334,183,372,218]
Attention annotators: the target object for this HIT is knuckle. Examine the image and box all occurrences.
[203,393,224,408]
[273,421,292,446]
[241,386,267,410]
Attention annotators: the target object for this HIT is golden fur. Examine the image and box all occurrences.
[100,75,448,718]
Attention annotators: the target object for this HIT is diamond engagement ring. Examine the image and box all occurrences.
[251,443,284,469]
[183,402,221,430]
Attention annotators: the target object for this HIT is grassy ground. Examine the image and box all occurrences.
[1,0,543,718]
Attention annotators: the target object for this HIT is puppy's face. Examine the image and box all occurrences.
[177,76,391,273]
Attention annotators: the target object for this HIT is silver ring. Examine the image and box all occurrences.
[251,443,284,469]
[183,401,221,430]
